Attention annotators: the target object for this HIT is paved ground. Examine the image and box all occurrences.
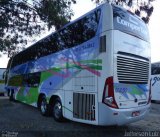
[0,96,160,137]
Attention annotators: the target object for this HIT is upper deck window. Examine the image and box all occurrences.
[10,9,101,69]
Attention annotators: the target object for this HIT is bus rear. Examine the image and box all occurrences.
[98,4,151,125]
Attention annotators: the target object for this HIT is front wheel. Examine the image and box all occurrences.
[52,98,64,122]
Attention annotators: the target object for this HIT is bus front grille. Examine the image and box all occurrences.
[73,93,95,121]
[117,56,149,84]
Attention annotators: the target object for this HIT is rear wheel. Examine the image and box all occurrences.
[52,98,64,122]
[40,96,48,116]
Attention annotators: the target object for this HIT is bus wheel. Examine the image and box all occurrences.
[40,96,48,116]
[52,98,64,122]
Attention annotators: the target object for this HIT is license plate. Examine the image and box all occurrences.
[132,111,140,117]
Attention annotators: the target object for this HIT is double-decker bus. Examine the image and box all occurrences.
[5,3,151,125]
[151,62,160,101]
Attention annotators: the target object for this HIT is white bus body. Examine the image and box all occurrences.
[5,3,151,125]
[151,62,160,101]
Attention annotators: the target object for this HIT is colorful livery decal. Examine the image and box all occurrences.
[10,58,102,105]
[114,83,148,100]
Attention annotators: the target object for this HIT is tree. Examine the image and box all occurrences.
[92,0,154,23]
[0,0,76,57]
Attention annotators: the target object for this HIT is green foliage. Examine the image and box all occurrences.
[0,0,76,57]
[92,0,154,23]
[35,0,76,30]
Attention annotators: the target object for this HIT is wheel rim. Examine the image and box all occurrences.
[54,102,62,119]
[41,99,47,114]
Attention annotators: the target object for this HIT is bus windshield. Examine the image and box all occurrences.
[113,5,149,42]
[151,63,160,75]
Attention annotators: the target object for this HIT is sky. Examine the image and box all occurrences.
[0,0,160,68]
[149,0,160,63]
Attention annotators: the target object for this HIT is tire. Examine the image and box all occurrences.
[40,96,49,116]
[52,98,64,122]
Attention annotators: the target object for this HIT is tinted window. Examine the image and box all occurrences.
[10,9,101,69]
[152,64,160,75]
[23,72,41,87]
[9,72,41,87]
[113,6,149,42]
[8,75,23,86]
[59,9,101,48]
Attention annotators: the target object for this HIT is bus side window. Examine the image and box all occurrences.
[24,72,41,87]
[151,67,160,75]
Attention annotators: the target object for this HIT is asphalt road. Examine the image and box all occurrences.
[0,96,160,137]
